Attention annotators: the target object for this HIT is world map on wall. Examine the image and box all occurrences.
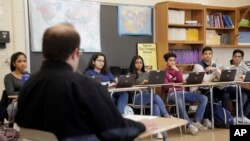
[28,0,101,52]
[118,5,152,35]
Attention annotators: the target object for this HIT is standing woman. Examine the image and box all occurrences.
[85,52,128,114]
[129,55,170,139]
[4,52,27,122]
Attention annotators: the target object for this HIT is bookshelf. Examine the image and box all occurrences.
[237,5,250,48]
[155,2,204,70]
[205,6,237,47]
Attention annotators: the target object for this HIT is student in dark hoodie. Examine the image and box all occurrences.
[163,52,208,135]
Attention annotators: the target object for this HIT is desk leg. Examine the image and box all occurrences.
[138,89,143,115]
[238,85,244,123]
[173,87,180,118]
[150,87,153,116]
[210,86,214,130]
[173,86,183,135]
[162,131,168,141]
[236,85,239,124]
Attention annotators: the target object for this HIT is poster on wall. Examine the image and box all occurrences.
[28,0,101,52]
[137,43,157,71]
[118,5,152,36]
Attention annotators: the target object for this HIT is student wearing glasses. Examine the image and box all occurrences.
[85,52,129,114]
[223,49,250,123]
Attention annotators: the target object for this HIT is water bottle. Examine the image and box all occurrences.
[21,72,30,84]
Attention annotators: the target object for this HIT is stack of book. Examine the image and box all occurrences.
[206,30,221,45]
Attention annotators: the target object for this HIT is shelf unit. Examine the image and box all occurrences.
[205,6,237,47]
[237,5,250,48]
[155,2,204,70]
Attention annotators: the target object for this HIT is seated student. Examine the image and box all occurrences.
[3,52,28,124]
[163,52,208,135]
[85,52,129,114]
[129,55,170,139]
[222,49,250,123]
[192,47,225,126]
[15,23,148,141]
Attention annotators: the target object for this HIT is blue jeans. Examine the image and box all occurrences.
[168,91,208,123]
[112,92,128,114]
[134,93,168,116]
[225,86,250,116]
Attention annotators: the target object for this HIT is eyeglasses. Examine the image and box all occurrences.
[78,49,84,56]
[95,59,105,63]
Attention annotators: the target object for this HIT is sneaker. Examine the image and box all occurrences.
[155,133,163,139]
[193,122,208,130]
[187,124,198,135]
[234,116,250,124]
[203,118,212,129]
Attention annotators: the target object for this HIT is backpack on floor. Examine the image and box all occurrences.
[205,101,234,128]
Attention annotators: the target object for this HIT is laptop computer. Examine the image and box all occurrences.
[244,71,250,82]
[218,69,237,82]
[115,74,136,88]
[148,70,165,84]
[185,72,205,84]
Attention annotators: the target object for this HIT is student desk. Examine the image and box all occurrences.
[108,86,147,115]
[173,81,243,129]
[173,83,215,129]
[135,83,177,116]
[8,95,18,99]
[124,115,187,141]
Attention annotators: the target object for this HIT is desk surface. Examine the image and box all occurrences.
[124,115,187,138]
[108,86,147,93]
[8,95,18,99]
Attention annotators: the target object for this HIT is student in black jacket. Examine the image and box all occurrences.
[15,23,148,141]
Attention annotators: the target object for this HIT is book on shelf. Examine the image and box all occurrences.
[206,30,220,45]
[220,34,230,44]
[207,13,234,28]
[186,29,198,41]
[168,9,185,24]
[239,32,250,45]
[169,48,200,64]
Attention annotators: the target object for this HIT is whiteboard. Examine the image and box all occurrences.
[28,0,101,52]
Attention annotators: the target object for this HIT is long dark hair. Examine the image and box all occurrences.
[85,52,109,74]
[10,52,26,72]
[129,55,146,76]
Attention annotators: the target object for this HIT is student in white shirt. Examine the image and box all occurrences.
[223,49,250,123]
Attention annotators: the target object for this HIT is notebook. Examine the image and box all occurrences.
[185,72,205,84]
[147,70,165,84]
[218,69,237,82]
[244,71,250,82]
[115,74,136,88]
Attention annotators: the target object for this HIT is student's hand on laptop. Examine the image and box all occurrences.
[205,66,216,73]
[236,74,244,81]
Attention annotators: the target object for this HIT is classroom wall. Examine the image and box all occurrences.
[0,0,250,94]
